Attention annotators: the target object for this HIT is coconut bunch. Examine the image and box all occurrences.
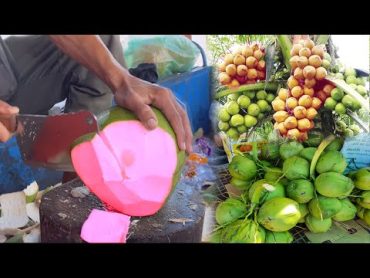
[272,39,330,141]
[217,90,275,140]
[325,66,368,137]
[348,168,370,227]
[218,43,266,88]
[209,135,370,243]
[210,154,296,243]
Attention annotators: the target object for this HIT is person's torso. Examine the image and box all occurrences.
[0,36,18,101]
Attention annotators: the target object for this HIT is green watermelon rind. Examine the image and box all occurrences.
[71,106,186,202]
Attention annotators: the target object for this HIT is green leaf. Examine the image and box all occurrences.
[214,81,279,99]
[310,135,336,180]
[265,42,277,81]
[276,35,292,70]
[325,76,369,113]
[315,35,330,45]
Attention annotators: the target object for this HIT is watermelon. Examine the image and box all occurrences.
[71,106,186,216]
[80,209,131,243]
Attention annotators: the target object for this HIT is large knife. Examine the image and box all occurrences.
[10,111,99,172]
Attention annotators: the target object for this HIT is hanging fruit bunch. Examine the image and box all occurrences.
[325,66,369,137]
[272,39,330,141]
[218,43,266,88]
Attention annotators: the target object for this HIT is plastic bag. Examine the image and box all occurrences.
[209,100,222,135]
[122,35,201,79]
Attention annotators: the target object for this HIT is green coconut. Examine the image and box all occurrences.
[299,147,317,162]
[261,142,280,161]
[215,198,247,225]
[325,137,344,151]
[228,155,257,181]
[315,150,347,174]
[286,179,314,204]
[356,191,370,209]
[264,182,286,202]
[283,156,310,180]
[305,215,332,233]
[314,172,354,198]
[279,141,304,160]
[221,219,266,243]
[351,168,370,190]
[308,195,342,219]
[257,197,301,232]
[248,179,285,205]
[332,198,357,222]
[265,231,294,243]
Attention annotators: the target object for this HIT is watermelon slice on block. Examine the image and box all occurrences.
[71,106,186,217]
[80,209,131,243]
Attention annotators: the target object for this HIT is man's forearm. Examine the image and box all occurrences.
[48,35,127,92]
[47,35,192,153]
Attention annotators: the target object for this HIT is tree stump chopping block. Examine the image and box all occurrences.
[40,178,205,243]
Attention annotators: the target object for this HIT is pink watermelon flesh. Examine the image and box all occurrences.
[71,121,178,216]
[80,209,131,243]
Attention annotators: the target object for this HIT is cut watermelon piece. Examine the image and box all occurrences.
[80,209,131,243]
[71,107,185,217]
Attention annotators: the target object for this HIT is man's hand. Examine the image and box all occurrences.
[49,35,193,153]
[114,73,193,153]
[0,100,19,142]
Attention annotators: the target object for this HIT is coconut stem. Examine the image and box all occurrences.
[214,81,279,99]
[275,173,286,184]
[310,135,336,180]
[347,194,363,198]
[245,204,256,219]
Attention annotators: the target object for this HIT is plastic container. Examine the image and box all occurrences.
[159,41,213,134]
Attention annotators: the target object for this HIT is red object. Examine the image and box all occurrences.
[239,144,253,152]
[316,90,327,102]
[235,75,247,84]
[257,70,265,80]
[314,79,329,91]
[188,153,208,164]
[71,121,178,217]
[80,209,131,243]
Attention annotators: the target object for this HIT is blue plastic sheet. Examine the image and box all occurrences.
[0,137,62,194]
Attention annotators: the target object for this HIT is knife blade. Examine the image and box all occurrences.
[13,111,99,172]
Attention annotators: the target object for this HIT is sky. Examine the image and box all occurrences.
[331,35,369,72]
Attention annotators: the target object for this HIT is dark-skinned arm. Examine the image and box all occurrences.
[49,35,192,153]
